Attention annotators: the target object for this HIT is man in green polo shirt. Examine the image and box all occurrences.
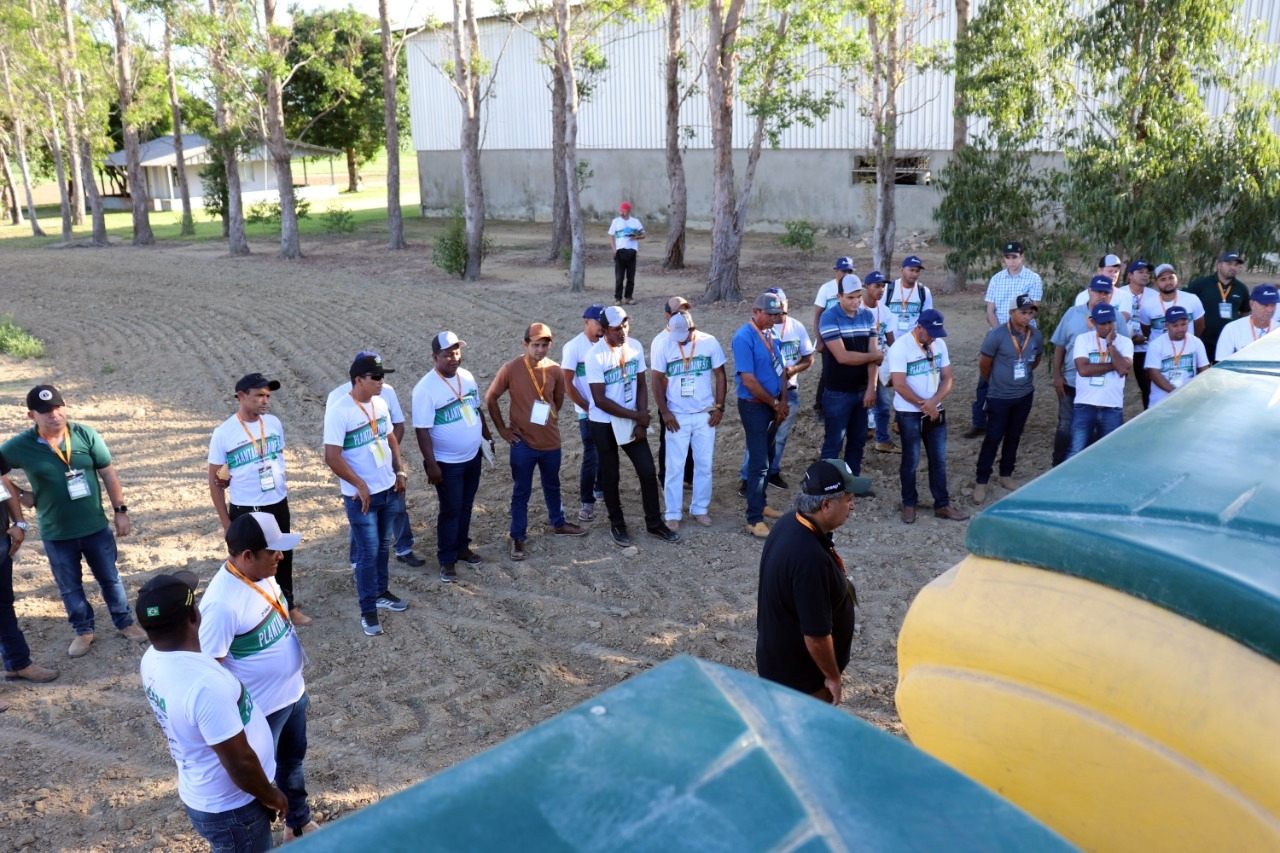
[1,385,146,658]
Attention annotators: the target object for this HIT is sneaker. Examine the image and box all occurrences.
[874,442,900,454]
[458,548,484,565]
[361,613,383,636]
[767,473,788,490]
[578,503,595,522]
[376,592,408,611]
[3,663,59,683]
[67,633,94,657]
[746,521,770,538]
[440,563,458,583]
[737,480,747,498]
[647,523,679,542]
[395,551,426,568]
[119,623,148,643]
[762,506,784,519]
[610,525,631,547]
[553,523,588,536]
[623,297,636,305]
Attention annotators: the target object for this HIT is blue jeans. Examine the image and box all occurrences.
[185,800,274,852]
[738,399,778,525]
[347,491,414,565]
[897,411,951,509]
[1,536,32,671]
[435,451,482,566]
[1052,384,1077,467]
[820,388,869,475]
[343,487,403,615]
[972,373,989,429]
[976,392,1034,483]
[577,417,603,506]
[509,441,565,540]
[42,526,134,635]
[1067,404,1123,460]
[739,388,800,478]
[869,382,893,444]
[266,692,311,832]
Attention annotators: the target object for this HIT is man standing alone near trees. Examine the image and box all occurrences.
[609,202,645,305]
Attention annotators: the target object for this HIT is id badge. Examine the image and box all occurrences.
[1219,302,1233,319]
[66,469,91,500]
[680,376,696,397]
[369,437,391,468]
[623,381,635,405]
[258,464,275,492]
[1090,375,1106,387]
[460,403,477,427]
[774,359,785,377]
[1168,370,1187,387]
[1013,360,1028,381]
[897,314,912,332]
[530,400,551,426]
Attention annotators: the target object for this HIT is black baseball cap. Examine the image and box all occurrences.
[235,373,281,394]
[349,351,394,379]
[226,512,302,554]
[135,571,200,630]
[801,459,873,497]
[26,385,65,413]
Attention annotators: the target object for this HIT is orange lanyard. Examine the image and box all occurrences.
[676,336,697,371]
[1006,322,1029,359]
[350,392,381,438]
[224,561,290,624]
[1218,281,1232,303]
[523,356,548,402]
[1169,336,1187,362]
[43,429,74,470]
[1161,292,1179,310]
[911,329,938,380]
[435,369,469,406]
[1095,332,1112,363]
[236,414,267,460]
[611,345,632,382]
[752,323,776,358]
[898,284,914,313]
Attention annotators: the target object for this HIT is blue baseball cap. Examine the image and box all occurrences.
[1250,284,1280,305]
[1164,305,1190,324]
[1219,252,1243,263]
[583,304,607,322]
[1090,303,1117,324]
[834,256,855,272]
[863,271,887,286]
[1127,260,1153,274]
[901,255,924,269]
[917,309,947,338]
[1089,275,1115,292]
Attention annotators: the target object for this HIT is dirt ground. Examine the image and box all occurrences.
[0,221,1068,851]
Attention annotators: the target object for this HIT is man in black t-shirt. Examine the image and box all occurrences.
[756,459,864,704]
[0,451,59,699]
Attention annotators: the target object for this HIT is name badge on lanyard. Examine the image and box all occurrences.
[370,437,391,468]
[1013,360,1028,381]
[1219,302,1233,319]
[623,380,635,405]
[897,313,912,332]
[66,469,91,500]
[258,463,276,493]
[530,400,551,425]
[680,376,697,397]
[460,402,477,427]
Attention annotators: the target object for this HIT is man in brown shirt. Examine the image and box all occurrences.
[486,323,588,560]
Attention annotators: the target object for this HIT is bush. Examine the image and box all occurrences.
[0,315,45,358]
[433,203,491,278]
[779,219,820,255]
[247,198,312,228]
[321,205,357,235]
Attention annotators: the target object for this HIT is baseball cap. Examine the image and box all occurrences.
[834,257,855,272]
[226,511,302,554]
[583,304,607,323]
[525,323,553,342]
[668,311,693,342]
[235,373,281,394]
[917,309,948,338]
[1088,275,1115,292]
[1090,302,1117,324]
[1164,305,1190,324]
[1008,294,1039,312]
[1153,263,1176,278]
[349,351,394,378]
[619,201,632,212]
[665,296,691,315]
[134,571,200,631]
[1002,241,1024,255]
[800,459,872,498]
[25,384,65,413]
[764,287,788,308]
[838,275,863,295]
[1098,253,1123,268]
[1250,284,1280,305]
[1219,252,1243,263]
[863,271,887,286]
[901,255,925,269]
[1126,260,1153,274]
[753,292,785,315]
[431,332,466,354]
[603,305,629,327]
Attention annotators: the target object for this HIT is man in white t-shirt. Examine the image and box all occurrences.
[1216,284,1280,361]
[1067,302,1134,459]
[138,571,286,852]
[812,257,860,417]
[609,201,646,304]
[653,311,727,529]
[651,296,695,489]
[586,305,676,547]
[888,309,967,524]
[1146,306,1209,406]
[859,271,899,452]
[1138,263,1206,350]
[323,351,407,636]
[200,513,319,841]
[208,372,311,626]
[413,332,493,584]
[327,369,425,571]
[561,304,607,522]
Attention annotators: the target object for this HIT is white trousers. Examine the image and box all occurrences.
[663,410,715,520]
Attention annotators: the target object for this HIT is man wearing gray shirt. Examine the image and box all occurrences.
[974,295,1043,505]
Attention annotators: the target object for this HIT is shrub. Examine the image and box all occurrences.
[0,315,45,358]
[321,205,357,235]
[432,203,492,278]
[778,219,820,255]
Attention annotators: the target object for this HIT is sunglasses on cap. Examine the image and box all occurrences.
[363,372,386,381]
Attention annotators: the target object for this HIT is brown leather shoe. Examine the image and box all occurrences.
[4,663,59,683]
[972,483,987,505]
[119,623,148,643]
[68,633,95,657]
[934,506,970,521]
[289,609,314,627]
[998,476,1021,491]
[962,427,985,439]
[552,522,587,536]
[762,506,784,519]
[901,505,916,524]
[510,538,527,561]
[874,442,900,454]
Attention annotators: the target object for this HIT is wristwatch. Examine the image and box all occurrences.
[113,504,128,514]
[10,521,28,532]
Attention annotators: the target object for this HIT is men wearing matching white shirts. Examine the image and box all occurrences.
[1146,306,1209,406]
[1216,284,1280,360]
[1138,264,1206,349]
[651,296,695,488]
[1117,261,1155,408]
[812,257,860,417]
[413,332,492,583]
[653,311,727,529]
[208,372,310,626]
[1067,303,1134,459]
[561,305,607,522]
[585,306,675,547]
[323,351,407,636]
[889,310,966,524]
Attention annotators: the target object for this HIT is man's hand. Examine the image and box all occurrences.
[921,399,941,419]
[7,526,24,557]
[824,676,842,706]
[708,408,724,428]
[497,425,523,445]
[425,461,444,486]
[113,512,131,537]
[863,388,876,409]
[660,410,679,432]
[393,472,407,494]
[262,786,288,820]
[634,410,651,431]
[1053,373,1066,399]
[355,482,371,513]
[774,399,790,425]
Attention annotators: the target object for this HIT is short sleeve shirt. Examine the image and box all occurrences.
[776,317,815,389]
[207,414,287,507]
[0,423,112,541]
[326,382,405,425]
[886,281,933,333]
[654,331,727,414]
[1146,334,1208,406]
[888,333,951,412]
[1072,332,1134,408]
[985,267,1044,324]
[981,323,1044,400]
[1138,291,1206,346]
[561,331,597,418]
[819,305,877,392]
[411,369,484,463]
[731,323,784,401]
[1216,316,1280,361]
[608,217,644,252]
[813,276,861,311]
[584,338,646,423]
[487,356,564,451]
[322,392,395,497]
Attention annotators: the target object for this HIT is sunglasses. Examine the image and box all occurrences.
[364,373,385,381]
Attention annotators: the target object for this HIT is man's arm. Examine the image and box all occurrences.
[1148,366,1176,394]
[208,464,233,532]
[415,427,443,485]
[388,432,406,493]
[1052,344,1067,398]
[632,375,651,437]
[978,354,995,381]
[738,373,789,423]
[2,472,25,557]
[209,731,288,817]
[324,445,371,511]
[802,634,842,705]
[934,364,955,406]
[653,371,678,433]
[1194,316,1205,338]
[986,301,999,328]
[484,376,519,445]
[823,336,879,366]
[709,366,727,427]
[813,306,826,352]
[788,353,815,378]
[98,464,130,536]
[563,367,590,411]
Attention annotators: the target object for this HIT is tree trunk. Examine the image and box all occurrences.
[454,0,485,278]
[0,50,44,236]
[110,0,154,245]
[210,0,248,254]
[553,0,585,292]
[662,0,687,270]
[0,139,22,224]
[44,94,73,242]
[869,9,899,272]
[52,25,83,227]
[61,0,105,243]
[703,0,746,302]
[380,0,407,249]
[263,0,301,259]
[547,65,570,262]
[345,146,360,192]
[942,0,970,294]
[164,9,194,236]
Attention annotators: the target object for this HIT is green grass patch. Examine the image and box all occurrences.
[0,315,45,358]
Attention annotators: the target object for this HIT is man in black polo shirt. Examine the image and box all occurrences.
[1186,251,1250,363]
[756,459,865,705]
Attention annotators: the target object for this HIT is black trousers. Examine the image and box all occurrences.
[229,497,297,608]
[588,421,661,530]
[614,248,638,300]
